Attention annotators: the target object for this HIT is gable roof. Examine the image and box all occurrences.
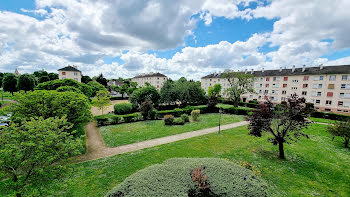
[133,72,167,78]
[58,66,81,72]
[202,65,350,78]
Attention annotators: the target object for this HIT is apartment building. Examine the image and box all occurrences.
[132,72,167,90]
[201,64,350,114]
[58,65,82,82]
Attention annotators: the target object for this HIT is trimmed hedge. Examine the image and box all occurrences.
[106,158,267,197]
[216,104,254,115]
[311,111,350,121]
[173,117,185,125]
[191,110,200,121]
[114,103,133,115]
[181,114,190,122]
[94,112,142,126]
[164,114,174,125]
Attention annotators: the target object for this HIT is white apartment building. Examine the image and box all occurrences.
[132,72,167,90]
[201,64,350,114]
[58,65,82,82]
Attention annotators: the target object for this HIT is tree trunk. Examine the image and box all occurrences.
[345,137,349,148]
[278,142,285,159]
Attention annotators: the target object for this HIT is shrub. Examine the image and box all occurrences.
[95,116,109,126]
[106,158,267,197]
[183,106,194,114]
[140,100,154,120]
[149,109,157,120]
[192,105,208,114]
[120,113,141,123]
[114,103,133,115]
[110,116,121,124]
[157,109,184,118]
[173,117,185,125]
[181,114,190,122]
[191,110,200,121]
[173,108,183,117]
[164,114,174,125]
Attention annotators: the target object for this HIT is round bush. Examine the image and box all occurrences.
[114,103,133,115]
[164,114,174,125]
[191,109,200,121]
[106,158,267,197]
[181,114,190,122]
[173,117,185,125]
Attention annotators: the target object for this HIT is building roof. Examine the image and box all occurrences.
[58,66,81,72]
[133,72,167,78]
[201,65,350,79]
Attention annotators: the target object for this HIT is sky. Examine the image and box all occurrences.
[1,0,350,80]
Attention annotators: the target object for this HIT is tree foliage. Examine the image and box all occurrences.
[48,73,59,81]
[129,86,160,106]
[11,90,92,125]
[2,73,18,94]
[0,117,82,197]
[87,81,106,97]
[17,74,36,92]
[208,84,222,97]
[222,71,254,107]
[92,90,111,115]
[327,120,350,148]
[81,75,92,84]
[56,86,83,94]
[96,73,108,87]
[248,95,311,159]
[36,79,93,98]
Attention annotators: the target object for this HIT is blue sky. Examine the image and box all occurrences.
[1,0,350,79]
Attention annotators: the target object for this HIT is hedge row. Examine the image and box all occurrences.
[216,104,254,115]
[311,111,350,121]
[94,113,143,126]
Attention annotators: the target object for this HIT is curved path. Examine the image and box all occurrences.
[76,120,249,163]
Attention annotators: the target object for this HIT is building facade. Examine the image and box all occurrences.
[58,65,82,82]
[132,72,167,90]
[201,65,350,114]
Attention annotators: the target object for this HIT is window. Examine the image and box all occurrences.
[264,90,269,94]
[328,84,335,89]
[302,91,307,95]
[74,72,78,76]
[340,93,345,98]
[266,77,270,81]
[304,76,309,81]
[345,93,350,98]
[256,83,262,88]
[62,72,66,75]
[318,84,323,88]
[342,75,348,80]
[317,92,322,96]
[258,96,262,99]
[312,84,318,89]
[345,101,350,107]
[283,84,287,88]
[281,97,286,101]
[282,90,287,95]
[273,77,280,81]
[314,76,324,81]
[325,108,331,112]
[292,79,298,82]
[284,77,288,81]
[316,100,321,104]
[303,84,308,88]
[272,90,279,94]
[341,84,346,89]
[292,87,298,90]
[312,91,317,97]
[217,79,220,81]
[337,109,342,112]
[272,84,280,88]
[339,101,344,106]
[249,95,253,99]
[329,75,336,81]
[265,84,269,88]
[327,92,333,97]
[319,76,324,80]
[344,110,349,113]
[326,100,332,105]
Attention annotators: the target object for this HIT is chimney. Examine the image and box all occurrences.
[250,69,254,74]
[319,64,324,70]
[245,69,248,74]
[292,65,296,72]
[302,65,306,72]
[279,67,282,72]
[262,68,264,72]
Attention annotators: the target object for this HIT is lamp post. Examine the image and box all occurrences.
[218,109,222,134]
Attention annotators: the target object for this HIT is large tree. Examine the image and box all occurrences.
[36,79,93,98]
[327,120,350,148]
[96,73,108,87]
[87,81,106,97]
[11,90,92,125]
[2,73,18,95]
[222,71,254,107]
[81,75,92,84]
[248,95,311,159]
[0,117,82,197]
[129,86,160,107]
[92,90,111,115]
[17,74,36,92]
[48,73,59,81]
[208,84,222,97]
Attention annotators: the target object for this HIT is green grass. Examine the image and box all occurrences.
[0,91,14,100]
[99,113,245,147]
[216,103,254,110]
[309,117,337,124]
[1,124,348,196]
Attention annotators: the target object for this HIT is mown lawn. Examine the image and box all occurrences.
[309,117,337,124]
[99,113,245,147]
[1,123,349,197]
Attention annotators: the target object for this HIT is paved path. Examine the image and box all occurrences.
[76,121,249,163]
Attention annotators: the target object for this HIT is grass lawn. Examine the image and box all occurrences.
[1,124,348,196]
[309,117,337,124]
[99,113,245,147]
[216,103,254,110]
[0,91,14,100]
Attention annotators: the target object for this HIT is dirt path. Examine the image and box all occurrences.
[76,121,249,163]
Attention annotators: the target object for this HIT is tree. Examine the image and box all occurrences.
[81,75,92,84]
[248,95,311,159]
[36,79,93,98]
[48,73,59,81]
[327,120,350,148]
[38,75,50,83]
[222,71,254,107]
[96,73,108,87]
[87,81,107,97]
[139,99,154,120]
[0,117,82,197]
[17,74,36,92]
[2,73,18,95]
[92,90,111,115]
[208,84,222,97]
[56,86,83,94]
[11,90,92,125]
[160,80,176,105]
[129,86,160,107]
[0,72,3,88]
